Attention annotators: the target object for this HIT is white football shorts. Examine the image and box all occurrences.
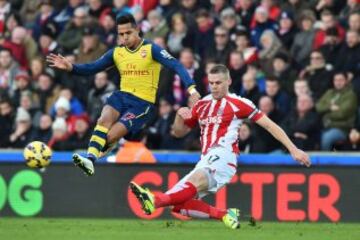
[166,146,237,198]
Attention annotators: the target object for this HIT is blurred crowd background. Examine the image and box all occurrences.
[0,0,359,155]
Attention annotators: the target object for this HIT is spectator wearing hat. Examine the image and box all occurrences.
[0,48,22,92]
[48,117,70,149]
[280,0,311,21]
[57,7,88,54]
[52,115,91,150]
[10,71,34,106]
[98,8,117,47]
[319,27,343,66]
[290,10,317,68]
[250,6,278,48]
[2,26,29,69]
[32,0,58,41]
[30,113,53,143]
[0,98,15,147]
[36,72,61,113]
[219,7,244,41]
[277,10,298,50]
[272,53,297,94]
[9,107,33,148]
[144,9,169,41]
[313,10,345,50]
[51,87,85,117]
[39,21,60,56]
[19,91,42,128]
[75,26,107,64]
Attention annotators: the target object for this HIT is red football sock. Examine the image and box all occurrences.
[172,199,227,220]
[154,182,197,208]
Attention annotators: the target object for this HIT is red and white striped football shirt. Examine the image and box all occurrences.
[184,93,263,155]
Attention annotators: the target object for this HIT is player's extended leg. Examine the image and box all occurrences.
[99,122,129,157]
[172,200,240,229]
[73,105,120,176]
[130,168,209,214]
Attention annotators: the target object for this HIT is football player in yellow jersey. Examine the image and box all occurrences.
[47,14,201,176]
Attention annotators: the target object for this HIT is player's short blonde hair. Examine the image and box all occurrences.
[209,64,230,80]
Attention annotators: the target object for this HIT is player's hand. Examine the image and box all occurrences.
[46,53,73,71]
[177,107,192,120]
[290,148,311,167]
[188,90,201,108]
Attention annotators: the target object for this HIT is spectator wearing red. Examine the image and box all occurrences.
[2,26,29,69]
[313,10,345,50]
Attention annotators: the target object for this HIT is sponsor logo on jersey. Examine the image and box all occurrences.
[199,116,222,125]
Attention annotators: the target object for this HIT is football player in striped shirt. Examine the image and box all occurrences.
[130,64,311,229]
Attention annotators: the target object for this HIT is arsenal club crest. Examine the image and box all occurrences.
[140,49,147,58]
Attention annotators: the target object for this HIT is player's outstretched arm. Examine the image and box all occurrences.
[151,44,201,106]
[255,115,311,167]
[46,49,115,76]
[172,107,192,138]
[46,53,73,71]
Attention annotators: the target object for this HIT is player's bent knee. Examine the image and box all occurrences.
[187,169,209,192]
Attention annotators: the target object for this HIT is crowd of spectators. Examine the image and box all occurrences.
[0,0,359,153]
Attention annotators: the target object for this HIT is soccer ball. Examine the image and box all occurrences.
[23,141,52,168]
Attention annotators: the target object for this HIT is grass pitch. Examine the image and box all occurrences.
[0,218,359,240]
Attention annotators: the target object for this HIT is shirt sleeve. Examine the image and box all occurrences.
[184,105,199,128]
[151,43,195,90]
[235,98,264,122]
[71,49,115,76]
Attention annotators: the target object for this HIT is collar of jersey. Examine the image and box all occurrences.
[125,39,144,53]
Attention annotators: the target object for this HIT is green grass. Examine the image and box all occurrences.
[0,218,359,240]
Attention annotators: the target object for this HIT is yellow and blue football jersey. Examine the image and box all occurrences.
[72,39,195,104]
